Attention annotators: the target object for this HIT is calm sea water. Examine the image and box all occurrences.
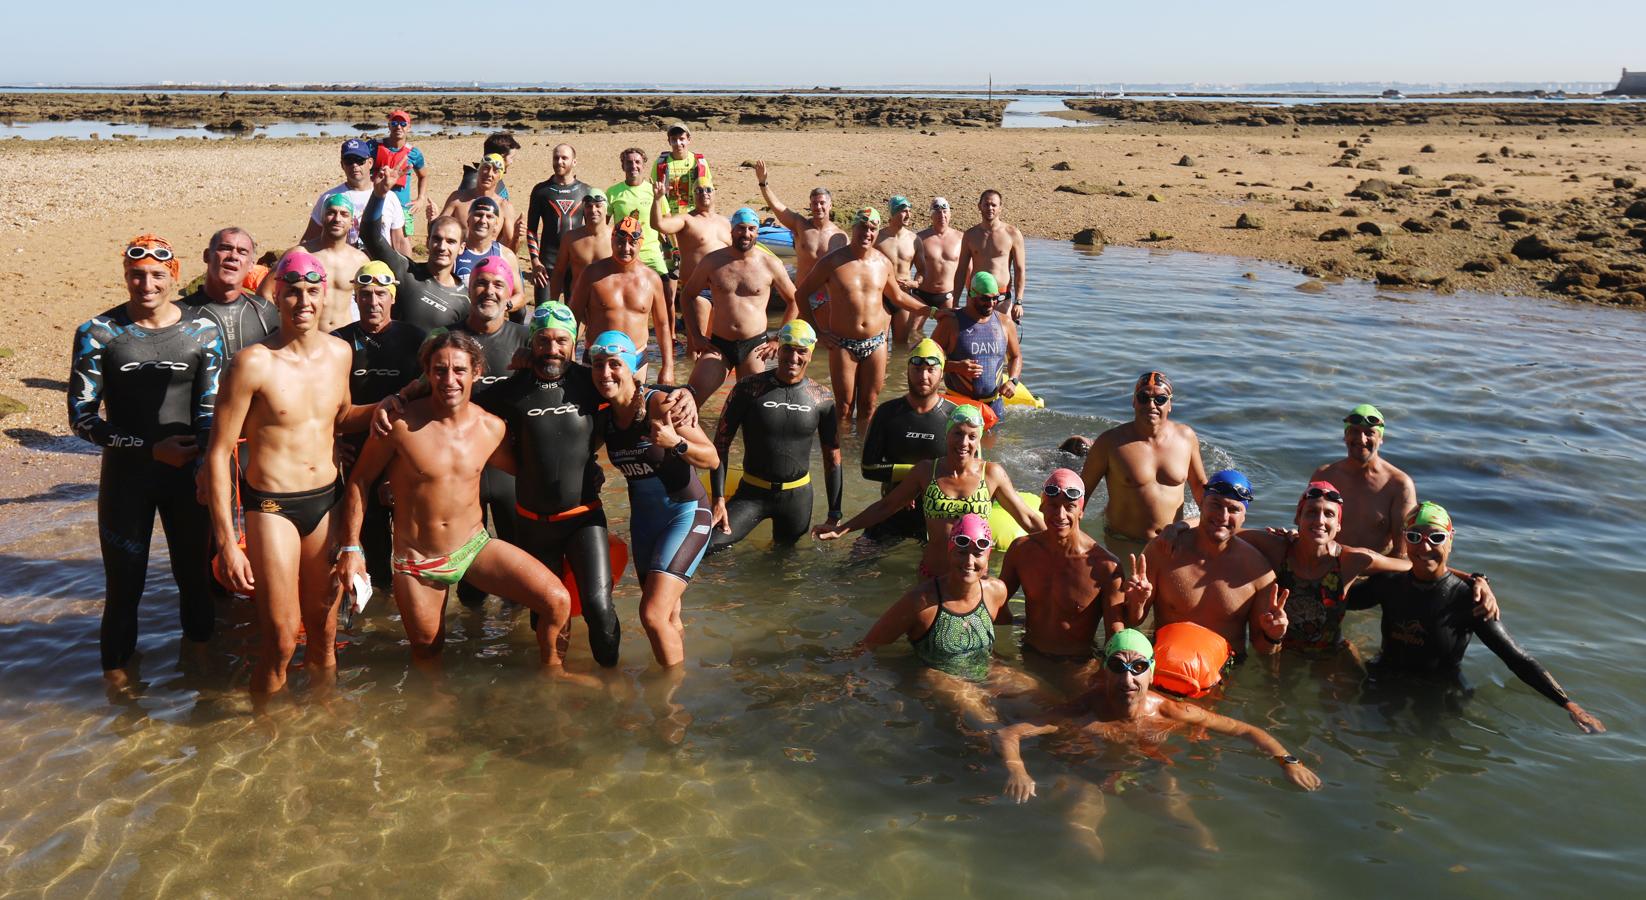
[2,240,1641,896]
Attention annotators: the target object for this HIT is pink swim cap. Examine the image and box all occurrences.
[471,255,516,291]
[950,513,993,544]
[1043,467,1085,505]
[275,249,327,282]
[1296,480,1344,518]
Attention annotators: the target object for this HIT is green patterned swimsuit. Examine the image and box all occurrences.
[911,579,995,681]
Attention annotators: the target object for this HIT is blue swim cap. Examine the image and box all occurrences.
[730,207,760,227]
[587,330,643,372]
[1205,469,1254,506]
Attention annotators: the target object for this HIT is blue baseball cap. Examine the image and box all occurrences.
[729,207,760,227]
[588,330,644,372]
[1205,469,1254,506]
[341,137,373,161]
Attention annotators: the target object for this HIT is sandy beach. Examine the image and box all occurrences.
[3,120,1645,484]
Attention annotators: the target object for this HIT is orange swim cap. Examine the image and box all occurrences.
[122,233,179,279]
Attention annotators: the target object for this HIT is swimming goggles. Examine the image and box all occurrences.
[950,534,994,553]
[124,245,174,262]
[1105,655,1153,676]
[1042,484,1085,502]
[354,272,396,286]
[278,270,325,284]
[909,355,942,367]
[1404,530,1449,546]
[1303,486,1344,504]
[1205,481,1254,503]
[588,341,635,361]
[1135,393,1171,407]
[1344,413,1384,428]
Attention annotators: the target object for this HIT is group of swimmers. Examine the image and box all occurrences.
[70,115,1605,831]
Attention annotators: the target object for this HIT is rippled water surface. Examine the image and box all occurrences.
[3,240,1643,896]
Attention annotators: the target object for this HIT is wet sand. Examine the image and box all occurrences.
[3,122,1645,480]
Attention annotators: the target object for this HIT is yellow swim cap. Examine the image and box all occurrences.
[909,338,946,367]
[354,260,398,296]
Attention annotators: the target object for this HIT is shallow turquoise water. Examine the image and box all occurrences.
[1,240,1641,896]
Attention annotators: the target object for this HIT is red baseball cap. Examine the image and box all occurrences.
[388,109,412,124]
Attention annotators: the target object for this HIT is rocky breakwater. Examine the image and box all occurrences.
[1063,99,1646,128]
[0,92,1007,132]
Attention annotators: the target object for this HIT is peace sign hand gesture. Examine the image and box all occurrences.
[1123,553,1153,625]
[1258,587,1289,645]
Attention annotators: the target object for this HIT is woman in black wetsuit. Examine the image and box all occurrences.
[68,235,225,689]
[1346,502,1606,733]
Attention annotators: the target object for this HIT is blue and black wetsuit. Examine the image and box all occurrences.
[479,364,621,665]
[708,372,840,551]
[943,309,1008,418]
[603,390,712,582]
[363,193,470,332]
[860,394,954,542]
[454,319,530,607]
[69,304,224,670]
[332,319,425,586]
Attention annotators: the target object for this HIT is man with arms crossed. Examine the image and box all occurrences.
[570,212,674,384]
[953,189,1026,323]
[906,197,963,339]
[876,196,920,345]
[1312,403,1417,555]
[680,207,798,403]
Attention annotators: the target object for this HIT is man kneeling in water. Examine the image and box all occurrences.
[334,330,572,669]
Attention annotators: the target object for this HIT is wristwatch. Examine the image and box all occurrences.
[669,441,689,458]
[1274,754,1300,766]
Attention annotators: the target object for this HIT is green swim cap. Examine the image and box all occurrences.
[1344,403,1386,433]
[1405,500,1453,533]
[530,301,577,338]
[888,195,911,213]
[946,404,984,433]
[969,271,999,296]
[1102,628,1154,663]
[324,193,355,213]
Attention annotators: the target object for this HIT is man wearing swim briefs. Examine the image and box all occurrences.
[1311,403,1417,556]
[859,338,956,543]
[954,189,1026,323]
[1080,371,1208,574]
[264,193,367,332]
[363,163,470,332]
[877,196,920,345]
[476,303,698,666]
[680,207,799,404]
[332,261,425,588]
[907,197,963,339]
[794,206,927,432]
[206,250,377,701]
[1115,470,1288,680]
[754,160,846,305]
[526,143,590,306]
[933,271,1022,422]
[653,180,730,336]
[549,192,612,305]
[336,330,572,669]
[180,227,279,358]
[606,148,672,310]
[306,138,407,256]
[707,320,841,552]
[441,153,521,252]
[1000,469,1124,689]
[570,211,674,384]
[71,235,224,690]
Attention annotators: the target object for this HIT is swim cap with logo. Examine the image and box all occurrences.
[729,207,760,227]
[1134,370,1173,396]
[470,196,500,217]
[969,271,999,296]
[888,196,911,213]
[471,255,515,291]
[122,233,180,279]
[777,320,817,348]
[481,153,507,172]
[615,212,644,242]
[588,330,643,372]
[946,404,985,433]
[530,301,577,338]
[1102,628,1155,663]
[355,260,398,296]
[909,337,946,366]
[1405,500,1453,532]
[852,207,881,228]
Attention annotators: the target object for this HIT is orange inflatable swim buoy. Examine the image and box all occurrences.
[1151,622,1232,699]
[561,536,629,618]
[942,392,1000,431]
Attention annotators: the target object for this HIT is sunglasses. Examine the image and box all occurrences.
[389,118,409,126]
[278,270,325,285]
[1206,482,1254,503]
[124,245,174,262]
[1303,487,1344,504]
[1404,530,1449,546]
[909,355,942,368]
[342,156,371,165]
[1042,484,1085,502]
[1135,393,1171,407]
[1345,413,1384,428]
[950,534,994,553]
[1106,655,1153,676]
[354,272,395,287]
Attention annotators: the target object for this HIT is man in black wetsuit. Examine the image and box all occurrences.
[526,143,590,305]
[363,163,469,332]
[331,261,425,587]
[708,320,842,552]
[69,234,224,690]
[179,227,279,358]
[1347,502,1606,733]
[860,337,956,543]
[453,256,531,608]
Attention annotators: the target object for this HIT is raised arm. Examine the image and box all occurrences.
[363,167,412,280]
[651,180,688,235]
[754,160,805,231]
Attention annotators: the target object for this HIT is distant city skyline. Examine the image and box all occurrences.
[1,1,1639,87]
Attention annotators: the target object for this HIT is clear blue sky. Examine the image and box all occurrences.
[5,1,1640,86]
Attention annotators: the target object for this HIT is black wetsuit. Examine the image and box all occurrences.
[526,177,590,304]
[708,372,840,551]
[363,192,471,332]
[332,320,425,586]
[1348,572,1571,708]
[860,394,955,542]
[178,289,279,358]
[69,304,224,670]
[478,364,620,665]
[454,318,531,606]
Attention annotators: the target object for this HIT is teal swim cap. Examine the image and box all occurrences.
[730,207,760,227]
[1102,628,1154,663]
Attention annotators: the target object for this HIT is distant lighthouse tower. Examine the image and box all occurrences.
[1608,68,1646,95]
